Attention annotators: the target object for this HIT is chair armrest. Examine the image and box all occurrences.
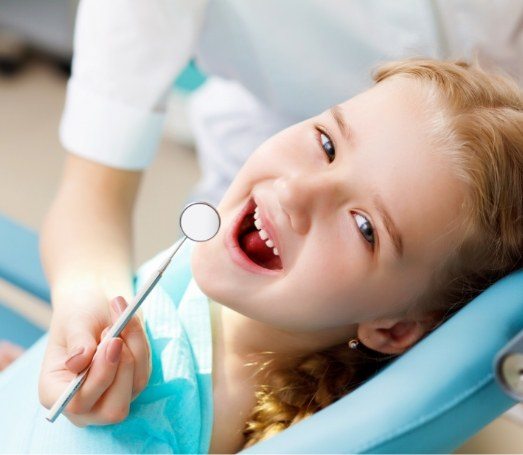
[0,215,50,303]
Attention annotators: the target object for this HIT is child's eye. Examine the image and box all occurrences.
[353,213,375,246]
[318,130,336,163]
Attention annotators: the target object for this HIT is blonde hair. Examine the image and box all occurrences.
[241,59,523,448]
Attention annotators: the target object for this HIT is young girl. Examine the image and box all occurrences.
[1,59,522,453]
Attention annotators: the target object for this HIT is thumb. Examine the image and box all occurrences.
[64,329,98,374]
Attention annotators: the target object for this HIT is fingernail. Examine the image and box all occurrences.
[65,347,84,366]
[111,296,126,314]
[106,338,122,364]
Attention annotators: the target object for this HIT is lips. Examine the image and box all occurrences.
[226,197,284,274]
[230,198,256,242]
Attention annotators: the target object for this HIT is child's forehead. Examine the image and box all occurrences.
[324,81,464,260]
[331,79,436,153]
[340,76,432,114]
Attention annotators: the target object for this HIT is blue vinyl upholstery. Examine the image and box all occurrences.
[0,304,44,349]
[243,269,523,453]
[0,215,50,303]
[0,216,49,348]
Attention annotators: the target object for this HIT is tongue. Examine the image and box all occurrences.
[239,230,280,269]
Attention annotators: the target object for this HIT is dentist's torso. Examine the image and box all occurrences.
[194,0,522,118]
[186,0,523,203]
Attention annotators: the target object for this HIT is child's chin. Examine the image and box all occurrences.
[191,242,225,301]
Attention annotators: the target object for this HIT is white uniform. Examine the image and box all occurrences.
[60,0,523,203]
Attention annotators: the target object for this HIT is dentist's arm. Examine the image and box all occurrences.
[37,0,205,426]
[41,154,139,304]
[38,154,149,426]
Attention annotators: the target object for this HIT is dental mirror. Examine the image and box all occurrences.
[46,201,220,423]
[180,201,221,242]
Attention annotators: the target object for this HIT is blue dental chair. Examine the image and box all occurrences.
[1,213,522,453]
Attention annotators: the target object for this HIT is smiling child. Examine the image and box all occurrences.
[1,59,521,454]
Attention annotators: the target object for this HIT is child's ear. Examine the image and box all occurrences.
[357,312,440,355]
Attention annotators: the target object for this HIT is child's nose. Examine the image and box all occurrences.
[273,173,344,235]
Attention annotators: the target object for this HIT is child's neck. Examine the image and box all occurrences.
[209,299,357,382]
[207,299,358,452]
[208,300,261,453]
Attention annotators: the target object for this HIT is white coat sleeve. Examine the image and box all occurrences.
[59,0,207,170]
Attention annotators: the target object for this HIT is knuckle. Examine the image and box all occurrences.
[66,400,91,416]
[102,406,129,424]
[90,368,113,387]
[119,350,134,366]
[39,395,51,410]
[38,380,51,409]
[68,416,87,428]
[125,321,142,334]
[124,323,143,336]
[38,389,51,410]
[135,375,148,393]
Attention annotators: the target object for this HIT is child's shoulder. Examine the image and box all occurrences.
[133,240,213,453]
[136,238,212,374]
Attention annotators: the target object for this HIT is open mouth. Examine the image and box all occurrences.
[234,199,283,271]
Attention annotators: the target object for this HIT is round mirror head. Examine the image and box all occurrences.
[179,202,221,242]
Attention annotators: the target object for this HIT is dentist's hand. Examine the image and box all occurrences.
[39,292,151,427]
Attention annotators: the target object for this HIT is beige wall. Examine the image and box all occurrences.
[0,59,200,266]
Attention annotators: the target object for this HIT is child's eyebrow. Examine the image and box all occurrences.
[330,105,352,143]
[373,193,404,259]
[329,104,402,258]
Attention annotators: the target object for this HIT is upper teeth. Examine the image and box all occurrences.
[253,206,279,256]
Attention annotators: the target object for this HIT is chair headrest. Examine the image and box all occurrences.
[243,269,523,453]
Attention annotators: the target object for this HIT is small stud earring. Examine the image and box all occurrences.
[348,338,359,350]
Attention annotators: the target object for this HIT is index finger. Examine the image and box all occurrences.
[110,297,151,396]
[109,296,146,338]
